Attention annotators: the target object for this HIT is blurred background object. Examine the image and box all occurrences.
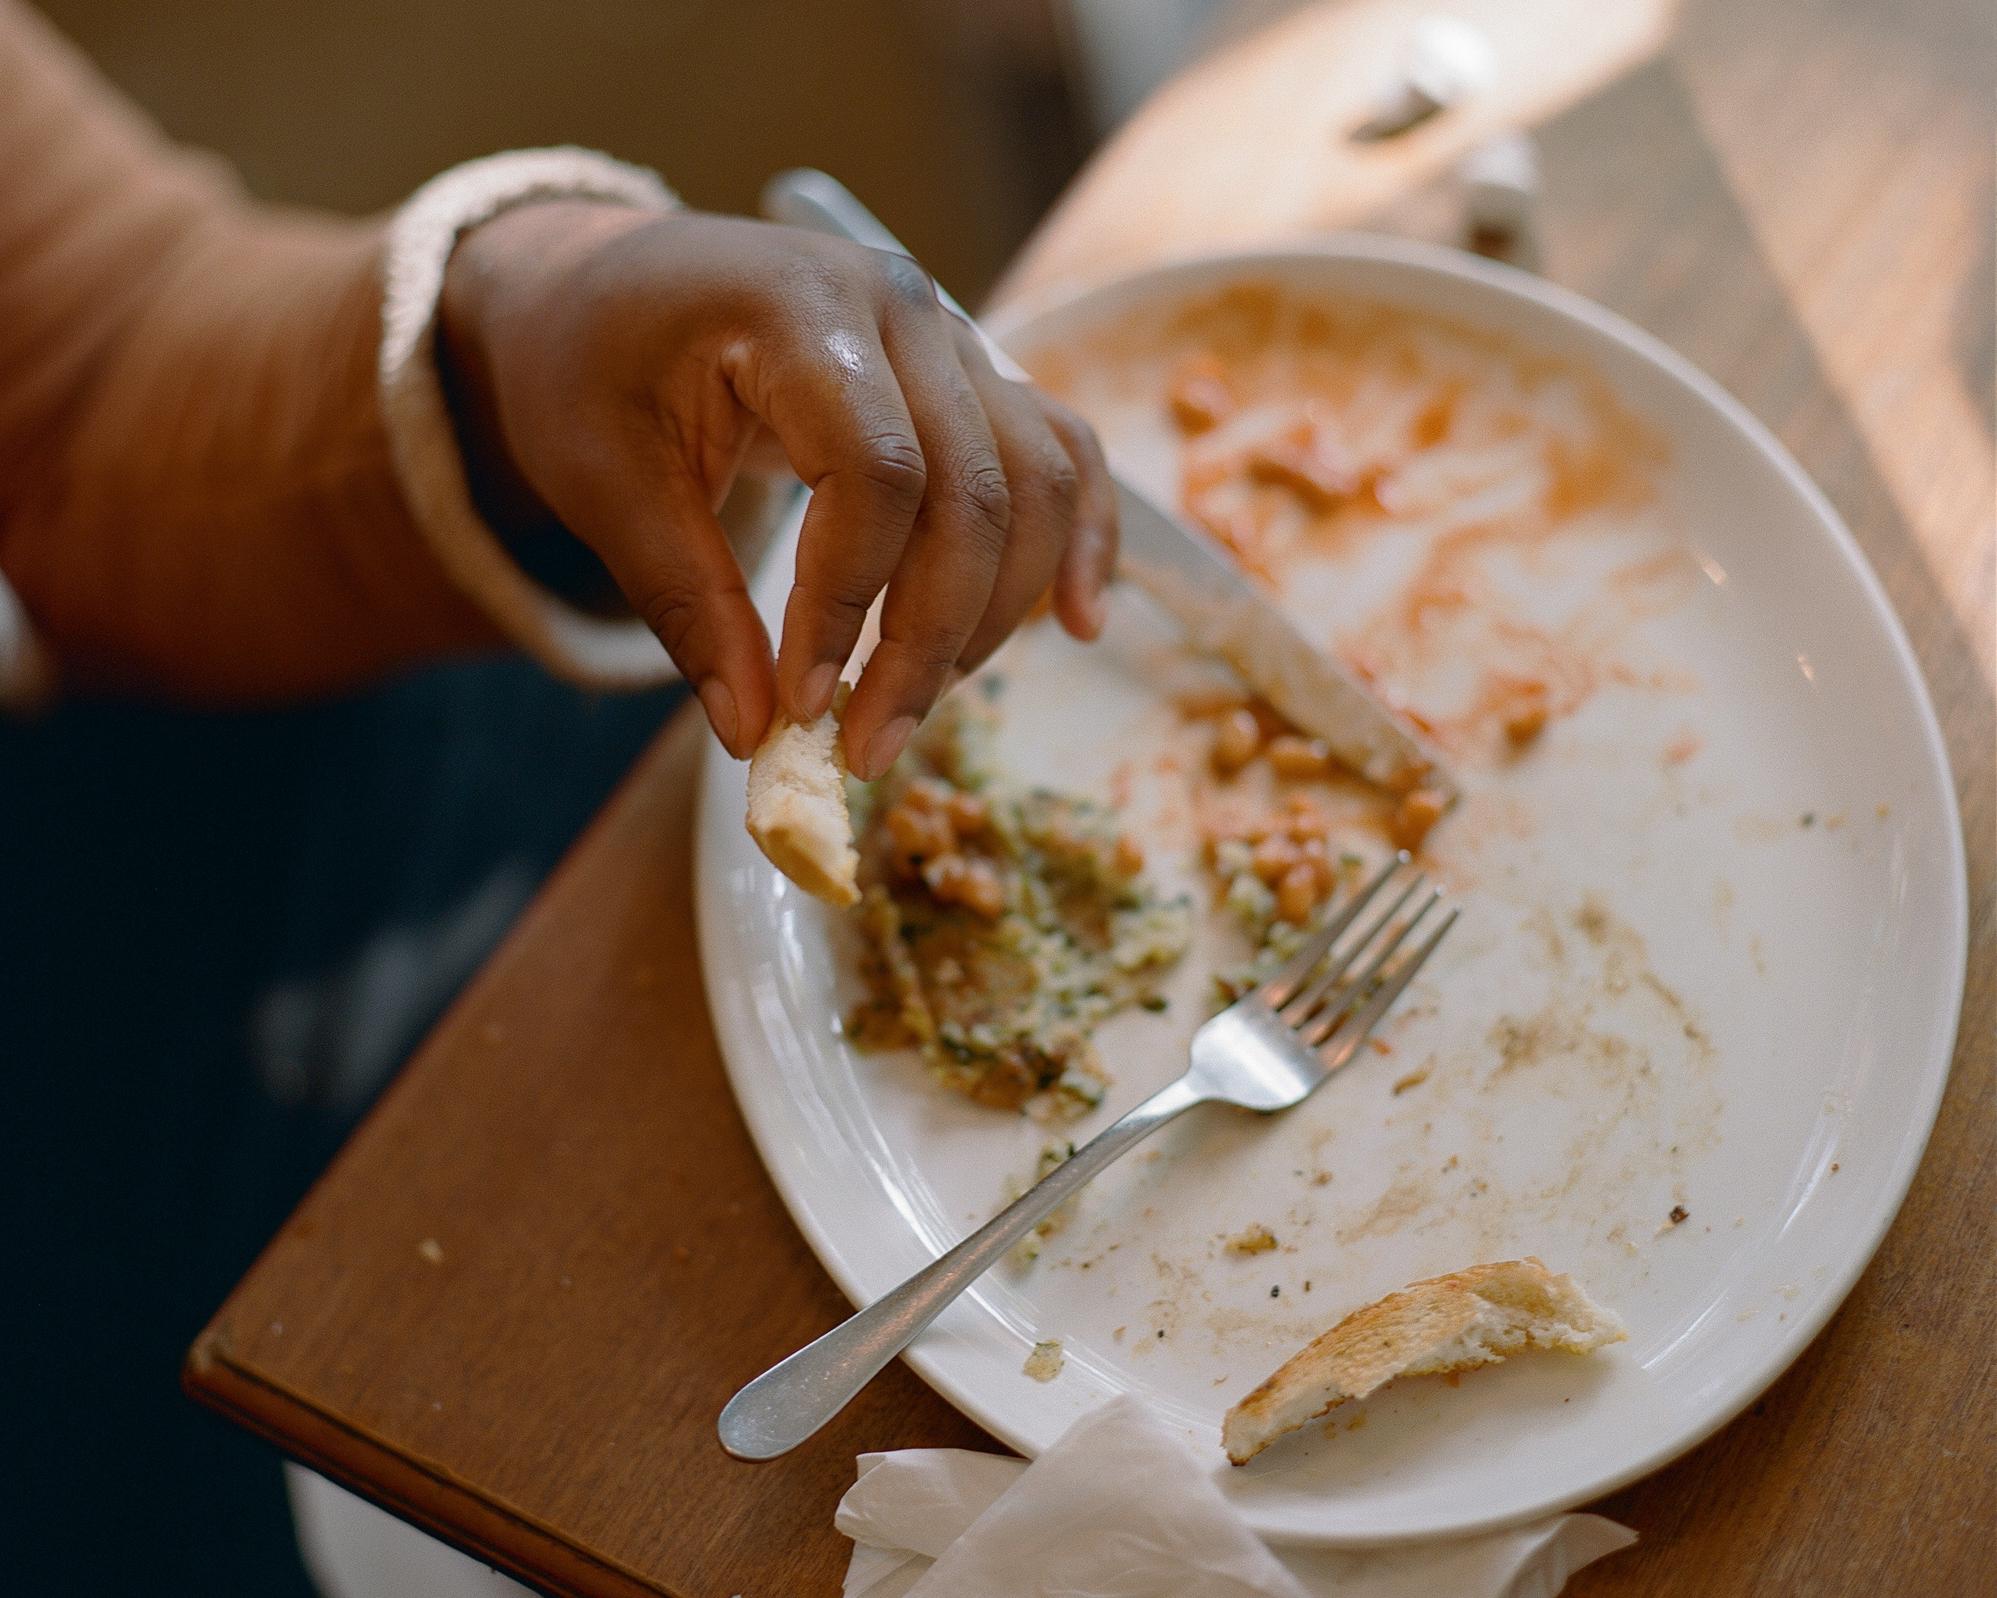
[35,0,1263,302]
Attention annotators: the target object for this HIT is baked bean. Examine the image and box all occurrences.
[1212,707,1264,774]
[1266,734,1332,779]
[1285,806,1329,845]
[945,789,989,833]
[1251,833,1298,885]
[1504,701,1549,747]
[957,859,1007,919]
[1388,787,1448,851]
[1175,686,1247,718]
[886,802,954,863]
[919,852,1005,918]
[1276,863,1321,924]
[1295,836,1336,893]
[922,853,967,897]
[904,777,953,812]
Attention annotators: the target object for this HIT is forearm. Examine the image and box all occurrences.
[0,0,508,703]
[5,215,512,702]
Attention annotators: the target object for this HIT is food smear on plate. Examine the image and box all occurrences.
[845,685,1192,1119]
[1222,1257,1624,1464]
[1223,1224,1280,1257]
[1030,281,1680,768]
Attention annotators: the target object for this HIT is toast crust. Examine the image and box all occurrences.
[1222,1257,1624,1464]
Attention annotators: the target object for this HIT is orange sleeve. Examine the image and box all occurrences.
[0,0,501,703]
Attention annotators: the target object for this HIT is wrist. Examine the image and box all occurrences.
[378,148,683,686]
[435,200,647,573]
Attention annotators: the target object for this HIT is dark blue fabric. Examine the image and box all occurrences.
[0,658,680,1594]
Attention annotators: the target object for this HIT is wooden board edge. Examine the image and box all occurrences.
[182,1331,672,1598]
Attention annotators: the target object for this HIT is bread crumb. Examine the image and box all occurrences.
[1004,1142,1081,1266]
[1391,1067,1431,1095]
[1224,1225,1279,1256]
[417,1238,444,1266]
[1668,1205,1689,1225]
[1023,1340,1065,1382]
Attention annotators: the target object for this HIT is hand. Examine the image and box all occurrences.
[438,201,1118,777]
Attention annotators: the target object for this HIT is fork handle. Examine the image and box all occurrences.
[717,1074,1207,1459]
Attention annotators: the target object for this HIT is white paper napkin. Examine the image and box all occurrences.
[837,1395,1634,1598]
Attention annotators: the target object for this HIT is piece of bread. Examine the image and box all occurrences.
[1222,1257,1624,1464]
[745,694,859,908]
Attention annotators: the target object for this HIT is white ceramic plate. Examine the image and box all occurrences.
[694,239,1966,1545]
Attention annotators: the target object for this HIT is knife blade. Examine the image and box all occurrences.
[1110,485,1448,793]
[760,168,1454,797]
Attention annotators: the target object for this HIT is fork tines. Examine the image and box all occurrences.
[1258,851,1457,1053]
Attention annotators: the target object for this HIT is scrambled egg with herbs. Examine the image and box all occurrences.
[846,686,1191,1119]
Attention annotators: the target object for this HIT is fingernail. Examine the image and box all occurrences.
[1080,587,1108,639]
[860,715,918,781]
[799,661,840,720]
[699,678,740,754]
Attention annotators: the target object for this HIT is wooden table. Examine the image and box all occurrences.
[188,0,1994,1591]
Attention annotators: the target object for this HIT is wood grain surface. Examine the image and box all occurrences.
[188,0,1994,1592]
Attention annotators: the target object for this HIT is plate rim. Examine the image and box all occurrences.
[695,233,1969,1545]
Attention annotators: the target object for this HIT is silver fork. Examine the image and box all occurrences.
[717,853,1457,1459]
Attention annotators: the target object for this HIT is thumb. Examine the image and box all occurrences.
[585,474,777,759]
